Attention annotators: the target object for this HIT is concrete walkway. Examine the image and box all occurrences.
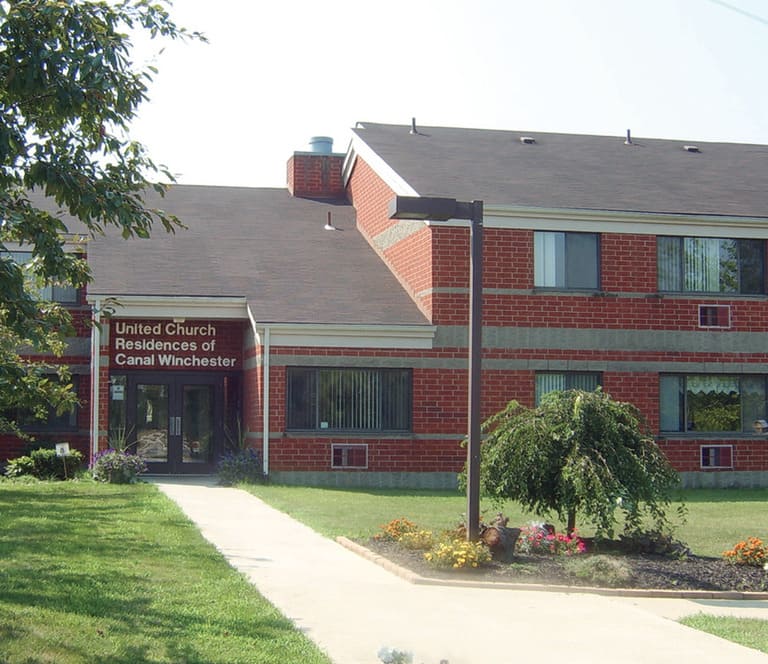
[153,479,768,664]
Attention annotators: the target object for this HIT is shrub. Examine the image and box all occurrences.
[373,518,418,542]
[565,554,633,587]
[398,529,435,551]
[619,529,691,559]
[4,447,83,480]
[723,537,768,567]
[216,448,265,486]
[516,524,586,556]
[91,449,147,484]
[424,538,492,569]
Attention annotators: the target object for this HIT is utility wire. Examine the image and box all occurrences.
[705,0,768,27]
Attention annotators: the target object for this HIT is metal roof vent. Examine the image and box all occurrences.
[309,136,333,154]
[624,129,632,145]
[520,136,536,144]
[683,145,701,153]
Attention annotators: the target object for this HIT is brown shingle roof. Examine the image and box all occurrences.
[85,186,428,325]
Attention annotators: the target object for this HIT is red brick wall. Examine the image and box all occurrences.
[287,154,345,199]
[346,158,435,320]
[260,177,768,475]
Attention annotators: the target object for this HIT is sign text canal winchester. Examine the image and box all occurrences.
[111,320,240,369]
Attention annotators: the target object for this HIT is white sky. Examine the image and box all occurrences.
[130,0,768,188]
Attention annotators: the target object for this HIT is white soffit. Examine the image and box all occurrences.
[472,206,768,239]
[87,295,249,320]
[258,323,436,350]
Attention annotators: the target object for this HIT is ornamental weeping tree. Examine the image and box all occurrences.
[477,390,680,538]
[0,1,204,434]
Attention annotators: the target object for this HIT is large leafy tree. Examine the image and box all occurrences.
[477,390,680,537]
[0,0,203,435]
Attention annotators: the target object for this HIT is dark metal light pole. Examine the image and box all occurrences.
[389,196,484,541]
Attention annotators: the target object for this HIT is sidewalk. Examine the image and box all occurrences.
[153,479,768,664]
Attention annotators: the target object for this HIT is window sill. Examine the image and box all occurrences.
[658,432,761,439]
[283,431,413,439]
[532,288,603,296]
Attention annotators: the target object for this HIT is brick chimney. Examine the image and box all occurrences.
[287,136,345,199]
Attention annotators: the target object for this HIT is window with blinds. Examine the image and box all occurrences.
[657,237,764,294]
[534,231,599,289]
[287,367,411,432]
[535,372,601,405]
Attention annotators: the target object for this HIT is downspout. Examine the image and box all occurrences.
[246,307,270,477]
[90,299,101,462]
[262,326,270,477]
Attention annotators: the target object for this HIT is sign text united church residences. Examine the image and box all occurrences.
[111,320,240,369]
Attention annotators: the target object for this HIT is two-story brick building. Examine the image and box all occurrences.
[5,122,768,487]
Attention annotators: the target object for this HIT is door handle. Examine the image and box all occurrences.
[169,416,182,436]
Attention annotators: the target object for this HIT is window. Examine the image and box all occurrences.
[657,237,764,294]
[17,375,79,432]
[700,445,733,469]
[331,444,368,469]
[660,374,765,433]
[287,368,411,432]
[3,251,79,304]
[534,231,599,289]
[535,372,601,405]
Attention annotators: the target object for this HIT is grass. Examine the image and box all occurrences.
[0,479,332,664]
[679,615,768,654]
[243,484,768,655]
[243,484,768,557]
[675,489,768,557]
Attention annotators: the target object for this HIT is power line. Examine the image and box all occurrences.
[706,0,768,27]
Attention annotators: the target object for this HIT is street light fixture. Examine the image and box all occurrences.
[388,195,484,541]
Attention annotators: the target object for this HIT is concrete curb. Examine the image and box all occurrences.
[337,536,768,601]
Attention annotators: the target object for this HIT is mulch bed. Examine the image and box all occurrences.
[364,539,768,593]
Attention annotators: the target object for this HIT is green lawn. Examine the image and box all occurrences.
[680,615,768,654]
[1,480,765,661]
[0,480,331,664]
[243,484,768,656]
[243,484,768,557]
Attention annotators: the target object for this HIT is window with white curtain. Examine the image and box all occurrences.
[659,374,766,433]
[534,231,599,289]
[287,367,411,432]
[535,372,601,405]
[657,237,764,294]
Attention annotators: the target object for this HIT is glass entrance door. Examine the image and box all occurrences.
[136,384,169,464]
[181,384,214,465]
[125,374,223,474]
